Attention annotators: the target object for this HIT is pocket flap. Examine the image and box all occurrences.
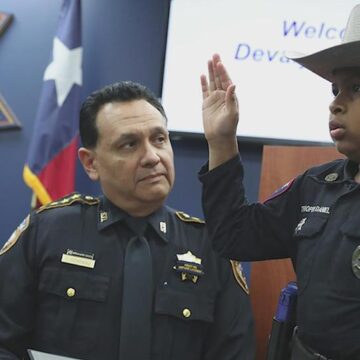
[39,267,109,302]
[340,219,360,238]
[155,288,215,323]
[294,214,328,238]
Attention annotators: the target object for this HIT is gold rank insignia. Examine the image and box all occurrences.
[0,215,30,256]
[61,249,96,269]
[175,211,205,224]
[230,260,249,294]
[36,193,99,214]
[173,251,204,283]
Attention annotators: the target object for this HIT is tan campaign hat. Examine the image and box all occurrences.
[288,4,360,82]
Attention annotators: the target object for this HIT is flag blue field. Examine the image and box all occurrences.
[23,0,82,205]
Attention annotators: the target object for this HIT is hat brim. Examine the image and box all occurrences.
[288,40,360,82]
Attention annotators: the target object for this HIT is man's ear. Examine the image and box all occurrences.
[78,147,99,181]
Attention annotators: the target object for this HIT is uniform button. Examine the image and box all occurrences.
[66,287,76,297]
[182,308,191,318]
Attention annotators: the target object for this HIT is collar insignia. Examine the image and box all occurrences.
[100,211,108,222]
[160,221,167,233]
[174,251,204,283]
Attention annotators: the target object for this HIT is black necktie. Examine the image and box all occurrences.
[119,218,153,360]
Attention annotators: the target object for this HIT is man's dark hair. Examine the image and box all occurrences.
[79,81,167,148]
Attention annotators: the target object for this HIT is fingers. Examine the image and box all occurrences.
[225,84,238,111]
[212,54,222,89]
[203,54,234,95]
[216,62,233,90]
[208,60,216,92]
[200,74,209,99]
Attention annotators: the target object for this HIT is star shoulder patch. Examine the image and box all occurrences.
[230,260,249,294]
[0,215,30,256]
[265,178,295,202]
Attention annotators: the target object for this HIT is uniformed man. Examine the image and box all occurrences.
[0,81,254,359]
[199,4,360,360]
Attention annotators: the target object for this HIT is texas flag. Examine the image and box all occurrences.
[23,0,82,206]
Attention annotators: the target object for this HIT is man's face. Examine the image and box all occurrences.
[329,67,360,162]
[82,99,175,215]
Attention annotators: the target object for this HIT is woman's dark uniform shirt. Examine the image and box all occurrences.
[0,194,254,360]
[199,155,360,360]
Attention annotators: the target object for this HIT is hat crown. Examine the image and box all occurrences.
[343,4,360,43]
[286,4,360,82]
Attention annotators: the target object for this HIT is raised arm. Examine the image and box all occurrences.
[200,54,239,169]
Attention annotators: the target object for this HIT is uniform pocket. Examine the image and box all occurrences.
[152,287,215,360]
[327,218,360,295]
[39,267,109,301]
[340,219,360,238]
[37,267,109,351]
[293,214,328,293]
[155,287,215,322]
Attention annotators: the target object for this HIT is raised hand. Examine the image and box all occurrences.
[200,54,239,169]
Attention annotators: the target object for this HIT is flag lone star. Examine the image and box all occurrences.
[44,37,82,107]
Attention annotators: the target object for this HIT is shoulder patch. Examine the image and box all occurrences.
[264,178,295,203]
[175,211,205,224]
[0,215,30,256]
[230,260,249,294]
[36,193,99,214]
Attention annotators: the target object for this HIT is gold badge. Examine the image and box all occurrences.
[0,215,30,256]
[325,173,338,182]
[61,249,96,269]
[174,251,204,283]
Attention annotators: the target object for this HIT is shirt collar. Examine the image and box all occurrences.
[147,206,168,243]
[97,196,127,231]
[344,159,360,180]
[97,196,168,243]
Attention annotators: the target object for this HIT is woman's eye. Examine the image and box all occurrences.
[353,84,360,92]
[331,85,338,96]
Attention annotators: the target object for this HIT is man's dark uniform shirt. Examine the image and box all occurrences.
[199,155,360,360]
[0,194,254,360]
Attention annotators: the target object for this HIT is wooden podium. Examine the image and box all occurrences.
[250,145,344,360]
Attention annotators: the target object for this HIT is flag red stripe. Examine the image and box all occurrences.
[38,137,78,202]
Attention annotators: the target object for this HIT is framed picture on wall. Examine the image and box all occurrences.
[0,95,21,131]
[0,11,13,37]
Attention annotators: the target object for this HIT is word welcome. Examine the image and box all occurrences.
[283,20,345,40]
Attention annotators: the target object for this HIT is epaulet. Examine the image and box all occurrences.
[230,260,249,294]
[175,211,205,224]
[36,193,100,214]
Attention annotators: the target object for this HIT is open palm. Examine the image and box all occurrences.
[201,54,239,143]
